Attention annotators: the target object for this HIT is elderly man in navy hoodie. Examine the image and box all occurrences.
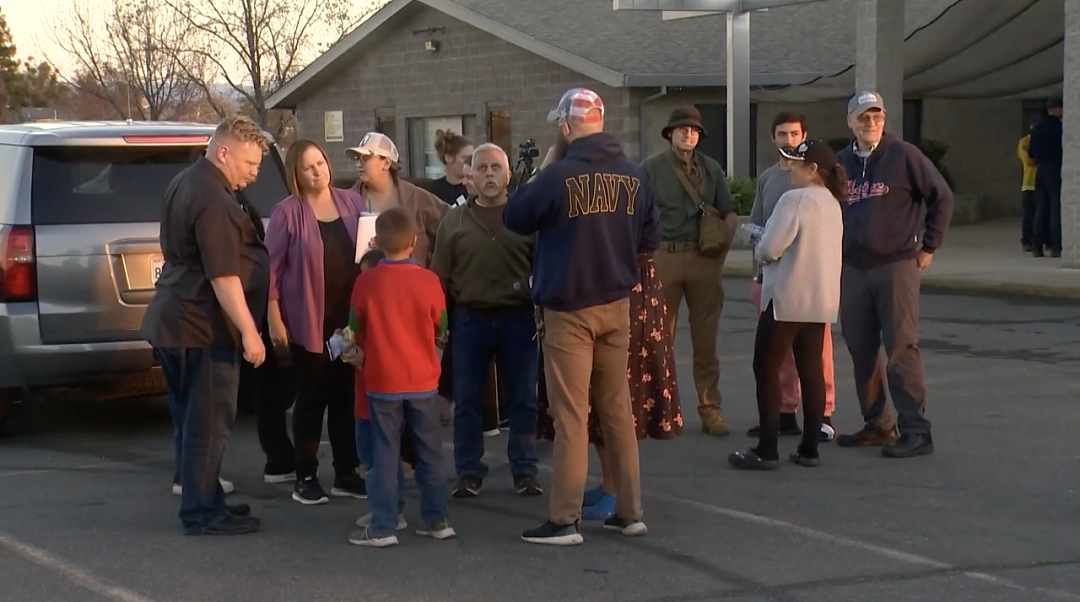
[835,91,954,459]
[504,88,661,546]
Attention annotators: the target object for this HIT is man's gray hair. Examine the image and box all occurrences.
[472,142,509,167]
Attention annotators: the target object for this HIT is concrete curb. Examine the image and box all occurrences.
[721,264,1080,301]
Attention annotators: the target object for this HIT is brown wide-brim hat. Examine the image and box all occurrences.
[662,107,708,140]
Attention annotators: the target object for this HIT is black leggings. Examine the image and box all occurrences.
[753,302,827,460]
[289,344,358,480]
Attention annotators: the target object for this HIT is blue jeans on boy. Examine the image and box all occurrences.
[355,418,405,513]
[367,394,448,537]
[157,346,241,535]
[451,307,539,481]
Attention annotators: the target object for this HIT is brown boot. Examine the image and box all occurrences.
[699,407,730,436]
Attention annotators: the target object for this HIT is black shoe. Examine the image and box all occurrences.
[1050,249,1062,258]
[1032,248,1045,257]
[727,448,779,470]
[331,473,367,499]
[746,413,802,437]
[227,503,251,517]
[514,475,543,497]
[836,426,899,448]
[1022,244,1034,252]
[788,447,820,467]
[603,515,648,536]
[451,476,483,498]
[189,514,261,536]
[292,477,329,505]
[521,520,583,546]
[882,432,934,458]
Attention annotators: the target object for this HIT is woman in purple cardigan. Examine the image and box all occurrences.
[266,139,367,505]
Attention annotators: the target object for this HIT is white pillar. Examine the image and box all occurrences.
[726,11,751,178]
[855,0,905,136]
[1063,0,1080,267]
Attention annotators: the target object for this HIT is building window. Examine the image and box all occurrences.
[406,116,465,179]
[376,111,397,146]
[488,105,512,155]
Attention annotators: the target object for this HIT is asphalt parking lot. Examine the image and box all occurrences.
[1,276,1078,602]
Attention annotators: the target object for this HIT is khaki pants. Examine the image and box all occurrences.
[542,297,642,525]
[654,243,725,410]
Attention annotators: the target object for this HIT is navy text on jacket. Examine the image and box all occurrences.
[837,133,955,269]
[503,132,661,312]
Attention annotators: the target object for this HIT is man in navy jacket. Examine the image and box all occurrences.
[504,88,660,546]
[835,91,954,459]
[1028,96,1063,257]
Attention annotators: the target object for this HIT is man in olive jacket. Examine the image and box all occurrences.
[430,143,541,499]
[640,107,738,436]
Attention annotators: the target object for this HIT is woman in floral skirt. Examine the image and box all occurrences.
[536,252,682,519]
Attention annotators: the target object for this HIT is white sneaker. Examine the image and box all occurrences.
[355,512,408,531]
[820,423,836,442]
[172,478,235,496]
[348,528,399,548]
[415,519,457,540]
[263,472,295,484]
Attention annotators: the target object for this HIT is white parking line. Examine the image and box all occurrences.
[444,442,1080,601]
[0,531,158,602]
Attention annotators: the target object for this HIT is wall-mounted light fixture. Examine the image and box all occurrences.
[424,39,441,52]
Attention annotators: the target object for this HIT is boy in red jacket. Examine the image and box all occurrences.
[344,208,453,548]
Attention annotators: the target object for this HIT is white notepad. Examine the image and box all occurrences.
[354,213,379,263]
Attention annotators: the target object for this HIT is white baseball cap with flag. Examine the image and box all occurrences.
[547,88,605,124]
[345,132,399,163]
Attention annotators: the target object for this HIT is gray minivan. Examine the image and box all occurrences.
[0,121,290,430]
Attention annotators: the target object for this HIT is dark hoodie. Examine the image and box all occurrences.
[503,132,661,312]
[836,133,954,269]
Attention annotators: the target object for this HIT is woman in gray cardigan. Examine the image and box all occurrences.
[729,140,845,470]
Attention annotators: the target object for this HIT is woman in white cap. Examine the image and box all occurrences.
[346,132,447,266]
[728,139,844,471]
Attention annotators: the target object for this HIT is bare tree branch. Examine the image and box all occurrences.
[46,0,205,121]
[163,0,385,137]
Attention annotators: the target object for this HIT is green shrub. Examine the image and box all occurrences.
[917,139,955,190]
[727,176,757,216]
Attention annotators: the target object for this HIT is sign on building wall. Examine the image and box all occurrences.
[324,111,344,142]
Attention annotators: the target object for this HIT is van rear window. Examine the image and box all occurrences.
[30,146,290,225]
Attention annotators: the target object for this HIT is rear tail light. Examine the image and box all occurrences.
[0,225,37,302]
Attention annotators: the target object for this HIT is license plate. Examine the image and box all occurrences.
[151,256,165,283]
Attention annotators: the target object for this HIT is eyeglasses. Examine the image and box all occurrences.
[856,113,885,125]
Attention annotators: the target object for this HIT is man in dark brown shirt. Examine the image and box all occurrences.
[142,115,270,536]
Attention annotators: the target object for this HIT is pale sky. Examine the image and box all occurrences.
[4,1,72,73]
[4,1,384,80]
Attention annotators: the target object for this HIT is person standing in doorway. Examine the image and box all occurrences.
[431,143,541,499]
[144,115,269,536]
[835,91,954,459]
[427,129,474,207]
[745,112,837,442]
[266,139,367,505]
[640,107,738,437]
[506,88,660,546]
[1017,123,1038,252]
[1028,96,1063,258]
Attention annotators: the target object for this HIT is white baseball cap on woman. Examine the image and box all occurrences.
[345,132,399,162]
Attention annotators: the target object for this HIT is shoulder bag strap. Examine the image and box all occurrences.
[668,155,710,214]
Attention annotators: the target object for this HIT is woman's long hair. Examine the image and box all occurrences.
[819,163,848,203]
[283,139,333,197]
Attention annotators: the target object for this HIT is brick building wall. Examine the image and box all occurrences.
[291,5,635,182]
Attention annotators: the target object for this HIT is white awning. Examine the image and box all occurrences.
[752,0,1065,102]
